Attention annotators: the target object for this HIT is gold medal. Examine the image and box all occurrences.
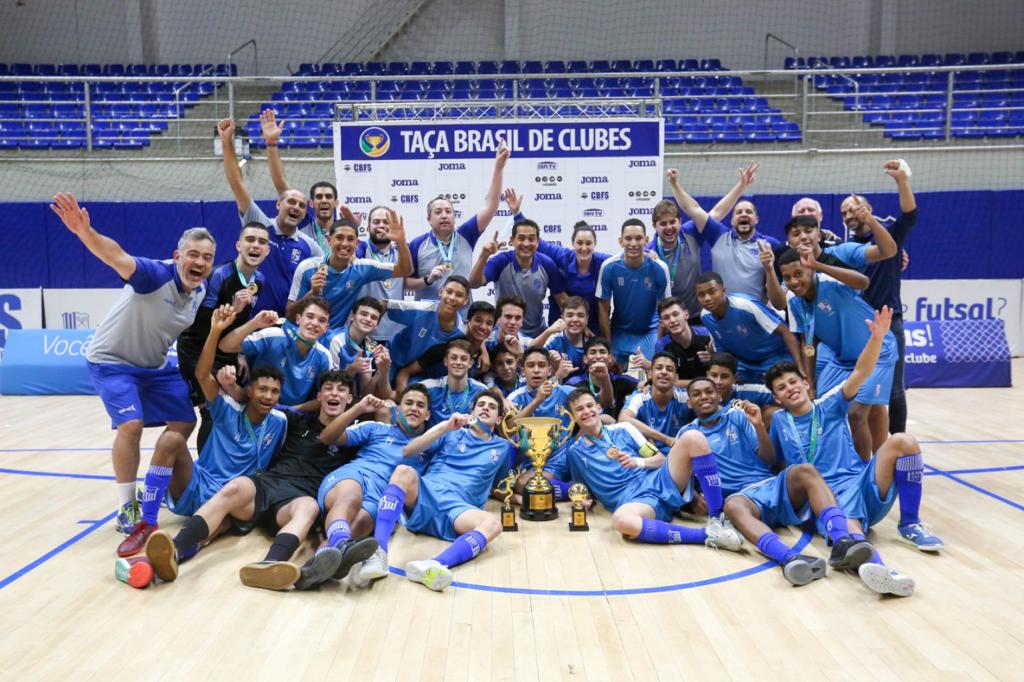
[317,263,329,276]
[803,344,816,357]
[246,282,259,295]
[381,279,393,290]
[442,261,453,271]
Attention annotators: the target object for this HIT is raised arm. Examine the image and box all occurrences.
[468,231,503,289]
[884,160,916,213]
[218,119,253,214]
[388,208,414,278]
[759,241,787,310]
[738,401,776,468]
[403,414,467,456]
[843,307,892,401]
[50,193,136,280]
[320,394,387,445]
[476,142,510,231]
[709,162,759,222]
[851,197,897,263]
[665,168,709,231]
[261,109,289,196]
[800,247,870,291]
[219,310,281,353]
[196,304,238,403]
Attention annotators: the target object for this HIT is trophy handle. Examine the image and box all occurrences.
[499,403,520,444]
[554,406,576,449]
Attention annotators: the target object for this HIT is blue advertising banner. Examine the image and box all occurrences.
[904,319,1011,388]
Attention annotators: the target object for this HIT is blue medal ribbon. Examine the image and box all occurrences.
[242,411,270,469]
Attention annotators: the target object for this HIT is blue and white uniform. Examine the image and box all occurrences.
[621,388,694,454]
[86,257,205,428]
[537,239,611,333]
[507,382,576,472]
[317,421,431,519]
[770,385,896,533]
[241,202,322,316]
[698,218,781,300]
[384,300,467,372]
[419,377,489,427]
[722,383,775,408]
[565,423,690,520]
[544,332,585,370]
[169,393,287,515]
[596,254,671,363]
[483,251,566,337]
[701,294,791,383]
[404,428,516,541]
[786,274,898,405]
[409,217,481,301]
[289,255,395,340]
[485,328,533,354]
[241,321,332,405]
[354,240,405,340]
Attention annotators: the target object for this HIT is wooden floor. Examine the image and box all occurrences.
[1,363,1022,681]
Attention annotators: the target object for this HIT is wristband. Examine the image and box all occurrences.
[638,441,659,458]
[632,457,646,468]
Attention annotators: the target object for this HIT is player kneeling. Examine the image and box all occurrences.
[364,389,516,591]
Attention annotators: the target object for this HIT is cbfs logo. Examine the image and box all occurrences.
[358,127,390,158]
[913,296,1007,321]
[342,163,372,173]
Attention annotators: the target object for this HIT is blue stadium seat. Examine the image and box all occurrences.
[611,60,633,72]
[566,60,589,73]
[591,60,611,73]
[454,61,477,75]
[966,52,989,65]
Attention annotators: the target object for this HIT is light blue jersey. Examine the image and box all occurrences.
[544,333,585,369]
[241,322,333,405]
[596,254,671,336]
[507,383,575,427]
[484,251,566,337]
[422,428,516,509]
[420,377,489,427]
[680,408,771,496]
[700,294,790,381]
[823,242,870,271]
[770,385,862,488]
[621,388,694,454]
[385,300,467,370]
[289,256,394,331]
[723,382,775,408]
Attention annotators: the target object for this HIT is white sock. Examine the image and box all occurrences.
[117,482,137,507]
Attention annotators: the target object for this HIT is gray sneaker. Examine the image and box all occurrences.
[293,548,343,591]
[705,515,744,552]
[782,554,827,586]
[858,563,915,597]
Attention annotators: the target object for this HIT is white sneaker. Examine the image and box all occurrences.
[351,548,389,588]
[705,515,744,552]
[858,562,915,597]
[404,559,453,592]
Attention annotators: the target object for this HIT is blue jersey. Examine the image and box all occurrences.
[419,377,488,427]
[596,254,671,335]
[484,251,566,337]
[537,239,611,333]
[823,242,870,271]
[786,274,897,364]
[723,383,775,407]
[621,388,694,454]
[566,422,651,511]
[544,332,585,369]
[507,382,575,427]
[770,385,863,488]
[346,420,431,479]
[680,408,771,496]
[700,294,788,364]
[200,393,287,482]
[409,216,481,301]
[327,326,372,371]
[241,202,322,316]
[385,300,467,370]
[422,428,516,508]
[289,255,394,330]
[485,328,533,354]
[241,322,333,405]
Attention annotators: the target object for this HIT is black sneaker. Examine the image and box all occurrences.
[332,537,379,580]
[293,548,344,591]
[828,536,875,571]
[782,554,827,586]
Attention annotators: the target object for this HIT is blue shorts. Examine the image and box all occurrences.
[317,462,388,520]
[166,464,221,517]
[404,479,474,542]
[729,466,812,528]
[824,457,897,534]
[540,442,571,480]
[87,361,196,428]
[816,350,896,406]
[619,462,692,522]
[610,329,657,368]
[737,353,790,385]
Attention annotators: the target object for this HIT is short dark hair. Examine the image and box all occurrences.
[367,205,390,221]
[328,217,359,236]
[250,365,283,386]
[764,360,804,391]
[522,347,549,364]
[353,296,385,316]
[778,248,802,268]
[467,301,496,322]
[687,375,717,392]
[309,181,338,201]
[785,215,819,233]
[696,271,724,287]
[296,295,331,317]
[443,274,471,295]
[317,370,355,393]
[650,351,678,369]
[620,217,646,235]
[444,338,473,357]
[512,218,540,238]
[708,352,738,374]
[657,296,686,315]
[426,195,452,216]
[651,199,679,225]
[496,294,527,317]
[240,221,271,239]
[566,387,596,409]
[401,382,431,408]
[472,388,506,417]
[584,336,611,353]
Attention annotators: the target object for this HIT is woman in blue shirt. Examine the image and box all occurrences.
[537,222,611,334]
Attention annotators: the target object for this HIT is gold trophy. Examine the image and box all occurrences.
[495,469,519,532]
[567,482,590,532]
[517,408,575,522]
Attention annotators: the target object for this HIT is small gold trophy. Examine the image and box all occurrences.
[517,409,575,522]
[567,482,590,532]
[495,469,519,532]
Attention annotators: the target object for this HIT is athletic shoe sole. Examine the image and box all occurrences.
[782,556,827,587]
[294,549,344,591]
[239,562,301,591]
[333,538,379,580]
[858,563,915,597]
[896,534,944,552]
[405,560,453,592]
[828,540,874,571]
[145,530,179,582]
[356,553,390,585]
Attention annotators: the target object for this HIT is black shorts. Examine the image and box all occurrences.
[247,471,318,531]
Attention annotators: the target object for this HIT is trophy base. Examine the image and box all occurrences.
[519,488,558,521]
[501,506,518,532]
[568,507,589,532]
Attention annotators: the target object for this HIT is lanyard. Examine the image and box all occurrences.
[785,405,820,464]
[585,427,620,459]
[284,321,315,349]
[656,238,681,281]
[242,412,269,466]
[432,233,456,263]
[312,224,329,255]
[446,383,471,414]
[235,262,256,290]
[800,277,817,352]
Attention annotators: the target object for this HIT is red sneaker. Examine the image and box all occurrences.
[117,520,156,558]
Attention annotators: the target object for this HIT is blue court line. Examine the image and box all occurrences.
[925,464,1024,476]
[387,531,814,597]
[924,464,1024,513]
[0,467,119,481]
[0,448,156,452]
[0,511,117,591]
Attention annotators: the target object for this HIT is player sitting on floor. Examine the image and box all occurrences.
[619,352,693,455]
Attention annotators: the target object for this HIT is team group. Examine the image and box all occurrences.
[53,111,942,596]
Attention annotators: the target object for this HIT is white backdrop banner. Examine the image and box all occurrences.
[334,118,664,255]
[43,288,123,331]
[0,288,43,352]
[902,279,1022,356]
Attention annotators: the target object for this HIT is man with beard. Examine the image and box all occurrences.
[407,143,510,300]
[218,119,322,317]
[50,193,215,535]
[177,222,271,451]
[355,205,407,341]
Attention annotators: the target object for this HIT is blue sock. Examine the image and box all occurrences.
[321,518,352,552]
[756,531,798,565]
[374,484,405,552]
[819,505,850,544]
[895,453,923,526]
[691,453,723,517]
[550,479,571,501]
[432,530,487,568]
[638,518,707,545]
[140,465,173,526]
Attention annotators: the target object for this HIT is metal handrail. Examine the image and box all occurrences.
[764,33,799,70]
